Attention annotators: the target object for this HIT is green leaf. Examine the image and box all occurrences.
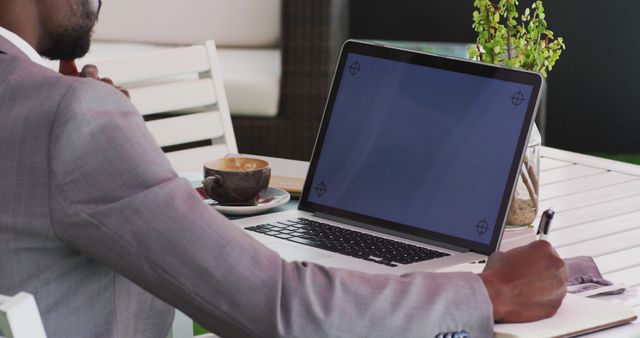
[468,0,565,77]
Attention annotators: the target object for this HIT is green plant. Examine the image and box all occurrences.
[468,0,565,77]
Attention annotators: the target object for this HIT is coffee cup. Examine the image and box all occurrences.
[202,157,271,206]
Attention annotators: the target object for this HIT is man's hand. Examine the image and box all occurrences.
[59,60,130,98]
[479,240,568,323]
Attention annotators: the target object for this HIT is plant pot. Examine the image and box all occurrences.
[506,123,541,227]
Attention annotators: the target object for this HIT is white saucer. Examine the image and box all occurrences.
[210,187,291,216]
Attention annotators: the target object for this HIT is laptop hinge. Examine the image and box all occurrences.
[313,212,471,253]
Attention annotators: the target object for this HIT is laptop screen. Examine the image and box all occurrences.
[300,41,542,254]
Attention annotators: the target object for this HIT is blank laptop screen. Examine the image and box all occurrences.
[305,50,536,246]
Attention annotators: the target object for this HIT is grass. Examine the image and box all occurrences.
[194,322,209,335]
[590,153,640,165]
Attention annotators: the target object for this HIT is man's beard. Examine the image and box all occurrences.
[40,0,98,60]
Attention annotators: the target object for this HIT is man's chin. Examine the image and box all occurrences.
[40,39,91,61]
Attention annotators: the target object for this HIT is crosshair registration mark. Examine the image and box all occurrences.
[511,91,525,107]
[315,181,328,197]
[349,61,361,76]
[475,219,489,235]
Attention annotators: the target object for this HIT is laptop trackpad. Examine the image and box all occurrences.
[265,242,330,262]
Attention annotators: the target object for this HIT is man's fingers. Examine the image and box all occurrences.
[64,64,129,99]
[100,78,129,99]
[59,60,79,76]
[97,77,129,99]
[119,88,130,99]
[100,77,114,86]
[80,64,99,79]
[479,239,569,322]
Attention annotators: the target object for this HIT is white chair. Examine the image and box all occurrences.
[90,0,283,118]
[0,292,47,338]
[85,40,238,173]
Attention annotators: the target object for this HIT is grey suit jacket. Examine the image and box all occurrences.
[0,35,493,338]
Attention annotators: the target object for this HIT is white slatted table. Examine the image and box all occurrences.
[540,147,640,336]
[181,149,640,336]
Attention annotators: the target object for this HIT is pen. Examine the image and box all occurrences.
[537,208,555,241]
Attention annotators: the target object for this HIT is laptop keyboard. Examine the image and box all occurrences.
[245,218,450,267]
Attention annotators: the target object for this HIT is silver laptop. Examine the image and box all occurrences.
[234,40,544,274]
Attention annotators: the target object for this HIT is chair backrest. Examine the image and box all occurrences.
[85,40,238,173]
[0,292,47,338]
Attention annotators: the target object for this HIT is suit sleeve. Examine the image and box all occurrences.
[48,81,494,337]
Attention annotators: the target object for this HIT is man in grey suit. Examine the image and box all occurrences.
[0,0,568,337]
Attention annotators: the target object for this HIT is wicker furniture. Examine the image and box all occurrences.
[232,0,349,161]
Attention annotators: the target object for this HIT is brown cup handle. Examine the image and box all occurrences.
[202,175,224,199]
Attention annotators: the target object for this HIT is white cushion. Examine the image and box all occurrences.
[41,42,281,118]
[218,48,280,117]
[93,0,281,47]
